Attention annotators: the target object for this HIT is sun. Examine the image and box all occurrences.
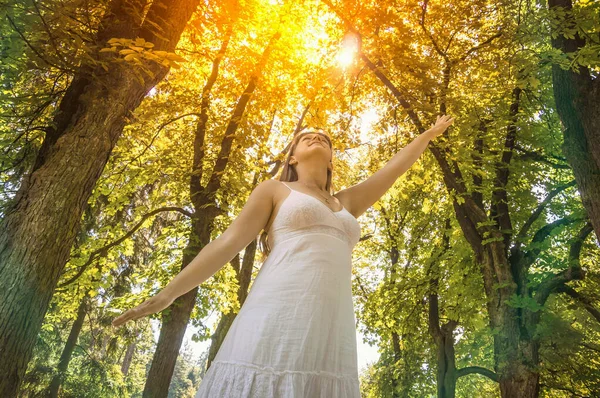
[337,31,361,68]
[337,47,356,68]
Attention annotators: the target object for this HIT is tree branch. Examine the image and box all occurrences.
[514,144,569,169]
[535,222,593,305]
[322,0,497,256]
[515,180,577,248]
[419,0,449,60]
[559,285,600,323]
[205,31,281,196]
[459,31,503,62]
[114,112,202,177]
[57,206,193,288]
[489,86,521,250]
[524,215,584,269]
[456,366,498,382]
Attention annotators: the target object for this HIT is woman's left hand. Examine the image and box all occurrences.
[426,114,455,139]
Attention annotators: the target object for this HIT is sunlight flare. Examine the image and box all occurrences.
[337,30,360,68]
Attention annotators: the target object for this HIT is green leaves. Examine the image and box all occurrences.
[505,293,543,313]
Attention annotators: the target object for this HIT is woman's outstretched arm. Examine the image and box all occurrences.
[111,179,277,328]
[337,115,454,218]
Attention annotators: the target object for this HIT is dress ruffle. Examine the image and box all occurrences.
[194,360,361,398]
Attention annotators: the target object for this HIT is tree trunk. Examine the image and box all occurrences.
[0,0,199,395]
[381,211,411,398]
[121,340,137,376]
[427,220,459,398]
[437,328,457,398]
[141,267,201,398]
[46,296,89,398]
[547,0,600,244]
[390,331,403,398]
[479,248,540,397]
[141,32,280,398]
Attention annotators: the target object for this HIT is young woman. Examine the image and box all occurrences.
[112,115,454,397]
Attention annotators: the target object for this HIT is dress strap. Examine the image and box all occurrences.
[280,181,292,192]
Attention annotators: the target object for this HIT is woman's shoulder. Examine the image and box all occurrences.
[261,178,285,188]
[255,179,288,199]
[263,178,293,188]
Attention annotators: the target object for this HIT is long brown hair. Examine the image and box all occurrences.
[257,129,335,261]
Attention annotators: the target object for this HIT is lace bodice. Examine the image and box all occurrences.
[267,181,361,249]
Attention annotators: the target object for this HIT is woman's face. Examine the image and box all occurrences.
[290,131,333,170]
[296,132,332,154]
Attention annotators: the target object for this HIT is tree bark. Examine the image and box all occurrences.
[547,0,600,244]
[0,0,199,395]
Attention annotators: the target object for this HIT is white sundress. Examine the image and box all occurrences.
[194,180,362,397]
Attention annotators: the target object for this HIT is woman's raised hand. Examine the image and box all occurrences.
[111,291,175,328]
[426,114,455,139]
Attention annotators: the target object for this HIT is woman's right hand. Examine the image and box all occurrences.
[425,114,455,139]
[111,291,175,328]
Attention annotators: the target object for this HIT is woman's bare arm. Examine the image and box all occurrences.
[111,179,277,327]
[337,115,454,218]
[159,179,276,299]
